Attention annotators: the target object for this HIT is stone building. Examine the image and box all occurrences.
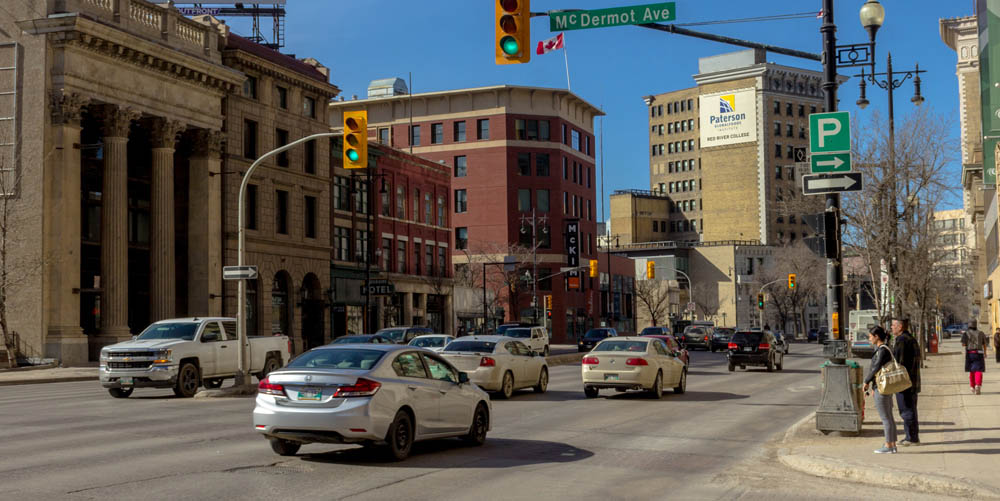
[212,23,340,354]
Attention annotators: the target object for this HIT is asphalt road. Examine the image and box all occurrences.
[0,343,946,500]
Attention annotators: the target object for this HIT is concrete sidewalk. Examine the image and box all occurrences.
[778,337,1000,499]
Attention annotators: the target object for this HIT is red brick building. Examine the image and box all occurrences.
[331,84,606,342]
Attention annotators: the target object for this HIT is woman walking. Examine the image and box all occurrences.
[962,321,988,394]
[994,328,1000,364]
[863,326,897,454]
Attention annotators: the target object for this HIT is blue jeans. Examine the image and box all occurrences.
[874,388,897,444]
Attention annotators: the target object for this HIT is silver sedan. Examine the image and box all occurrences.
[253,344,492,461]
[439,335,549,399]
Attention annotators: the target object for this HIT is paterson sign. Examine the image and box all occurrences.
[698,88,757,148]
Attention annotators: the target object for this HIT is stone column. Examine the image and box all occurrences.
[403,291,414,325]
[43,90,90,364]
[148,118,185,321]
[443,289,454,336]
[98,105,141,341]
[187,129,223,316]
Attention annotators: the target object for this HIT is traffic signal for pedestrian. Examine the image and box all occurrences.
[342,110,368,169]
[589,259,598,278]
[757,293,765,309]
[495,0,530,64]
[788,273,797,289]
[646,261,655,279]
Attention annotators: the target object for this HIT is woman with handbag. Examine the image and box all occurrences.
[993,328,1000,364]
[863,326,897,454]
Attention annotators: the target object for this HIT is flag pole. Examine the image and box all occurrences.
[562,33,571,91]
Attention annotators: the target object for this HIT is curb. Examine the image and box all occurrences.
[777,414,1000,499]
[0,376,98,387]
[0,361,59,373]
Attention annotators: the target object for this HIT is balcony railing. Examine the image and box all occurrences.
[57,0,218,61]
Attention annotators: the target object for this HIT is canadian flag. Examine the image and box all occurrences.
[536,33,565,55]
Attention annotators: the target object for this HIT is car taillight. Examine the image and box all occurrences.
[582,356,599,365]
[758,343,770,350]
[480,357,496,367]
[625,358,648,366]
[727,342,738,350]
[258,378,286,396]
[288,339,293,354]
[704,336,709,341]
[332,377,381,398]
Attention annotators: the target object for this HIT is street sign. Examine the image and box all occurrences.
[810,152,851,173]
[550,2,675,32]
[809,111,851,153]
[361,279,394,296]
[793,147,807,163]
[801,173,863,195]
[223,265,258,280]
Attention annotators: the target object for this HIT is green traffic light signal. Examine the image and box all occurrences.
[500,36,519,55]
[346,149,359,162]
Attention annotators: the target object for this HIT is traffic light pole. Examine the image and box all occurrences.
[821,1,846,341]
[757,278,783,329]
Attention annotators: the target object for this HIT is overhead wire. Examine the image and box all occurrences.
[675,11,820,28]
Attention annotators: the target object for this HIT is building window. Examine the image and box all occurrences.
[456,227,468,249]
[334,227,350,261]
[518,189,531,212]
[587,167,592,188]
[304,140,315,174]
[378,127,389,144]
[397,240,407,273]
[774,143,782,158]
[275,189,288,234]
[381,185,391,217]
[304,196,316,238]
[518,152,531,175]
[477,118,490,140]
[454,121,466,142]
[773,100,780,114]
[243,119,257,158]
[303,96,316,118]
[774,122,781,136]
[333,176,350,211]
[810,105,817,114]
[799,127,806,139]
[246,184,258,230]
[243,75,257,99]
[562,157,568,179]
[572,130,581,150]
[356,230,369,264]
[413,188,419,221]
[776,165,782,179]
[382,237,392,271]
[275,128,289,167]
[437,196,446,226]
[354,178,369,214]
[536,153,550,176]
[537,189,550,212]
[410,125,421,146]
[798,104,805,117]
[786,145,794,159]
[276,86,287,109]
[413,242,421,276]
[425,244,434,276]
[437,247,446,276]
[424,193,432,224]
[562,123,568,144]
[786,123,794,137]
[396,185,406,219]
[431,123,443,144]
[455,155,467,177]
[563,191,568,214]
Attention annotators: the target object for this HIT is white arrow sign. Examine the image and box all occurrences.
[801,173,863,195]
[223,265,258,280]
[815,156,845,170]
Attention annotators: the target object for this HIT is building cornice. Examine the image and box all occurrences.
[222,49,340,100]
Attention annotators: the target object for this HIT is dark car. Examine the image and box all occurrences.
[642,334,690,366]
[710,327,735,352]
[640,326,672,337]
[329,334,395,345]
[374,326,433,344]
[943,323,967,340]
[772,331,790,354]
[727,330,784,372]
[682,325,713,350]
[578,328,617,352]
[807,327,828,343]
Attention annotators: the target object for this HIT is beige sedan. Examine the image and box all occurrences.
[440,335,548,399]
[581,336,687,399]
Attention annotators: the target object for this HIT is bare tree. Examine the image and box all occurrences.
[759,242,825,337]
[457,240,537,330]
[0,154,37,367]
[690,285,720,323]
[635,279,672,328]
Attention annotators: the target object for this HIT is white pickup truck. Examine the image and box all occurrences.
[99,317,291,398]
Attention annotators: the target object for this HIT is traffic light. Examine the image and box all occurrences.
[757,293,765,310]
[544,295,552,310]
[342,110,368,169]
[546,309,552,319]
[646,261,655,279]
[495,0,530,64]
[788,273,797,289]
[589,259,598,278]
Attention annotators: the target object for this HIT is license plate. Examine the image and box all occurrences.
[119,377,133,386]
[604,373,619,381]
[743,347,753,352]
[297,387,322,401]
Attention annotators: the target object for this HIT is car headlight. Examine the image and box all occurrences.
[99,350,109,362]
[153,349,172,364]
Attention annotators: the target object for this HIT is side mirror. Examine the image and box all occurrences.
[131,335,138,341]
[202,332,219,342]
[458,372,470,384]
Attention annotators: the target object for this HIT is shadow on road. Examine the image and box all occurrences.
[503,390,586,402]
[686,371,725,377]
[298,438,594,467]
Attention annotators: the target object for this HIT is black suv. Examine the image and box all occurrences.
[710,327,735,352]
[639,326,672,337]
[727,330,784,372]
[578,328,617,352]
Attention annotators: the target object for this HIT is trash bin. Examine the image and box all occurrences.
[929,332,938,354]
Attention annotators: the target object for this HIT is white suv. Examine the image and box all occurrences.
[502,326,551,356]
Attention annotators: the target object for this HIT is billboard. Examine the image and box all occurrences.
[698,88,757,148]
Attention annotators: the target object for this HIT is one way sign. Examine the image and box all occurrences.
[801,172,863,195]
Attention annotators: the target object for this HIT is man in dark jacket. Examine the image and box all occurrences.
[892,317,921,445]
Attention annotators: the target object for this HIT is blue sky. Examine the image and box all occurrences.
[219,0,974,215]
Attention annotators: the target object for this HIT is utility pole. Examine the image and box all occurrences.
[520,209,547,324]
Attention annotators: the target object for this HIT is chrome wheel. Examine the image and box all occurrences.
[498,371,514,399]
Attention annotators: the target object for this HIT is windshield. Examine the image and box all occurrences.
[410,337,447,348]
[331,335,371,344]
[286,348,384,370]
[732,332,763,344]
[714,329,733,337]
[584,329,611,339]
[639,327,663,336]
[443,341,496,353]
[375,329,406,342]
[594,340,648,352]
[505,328,531,338]
[137,322,199,341]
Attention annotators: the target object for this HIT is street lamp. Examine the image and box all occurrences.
[859,0,885,42]
[351,168,389,334]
